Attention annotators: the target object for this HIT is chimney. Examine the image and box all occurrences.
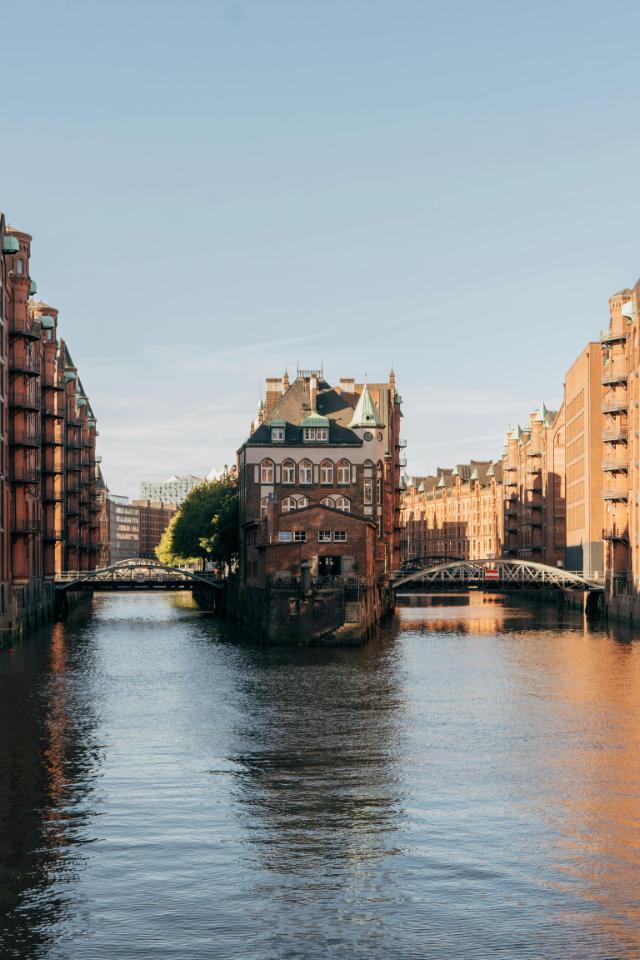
[310,374,318,411]
[265,377,282,415]
[282,370,290,393]
[339,378,355,394]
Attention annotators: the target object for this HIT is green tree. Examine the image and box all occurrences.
[155,475,239,570]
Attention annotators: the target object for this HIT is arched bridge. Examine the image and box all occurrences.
[392,559,603,592]
[56,558,225,592]
[400,555,463,571]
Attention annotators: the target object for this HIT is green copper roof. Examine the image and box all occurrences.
[302,412,329,427]
[270,418,286,427]
[349,384,383,428]
[64,371,76,382]
[29,279,37,295]
[2,236,19,254]
[39,315,55,329]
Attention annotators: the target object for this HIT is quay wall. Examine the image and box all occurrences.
[226,580,394,646]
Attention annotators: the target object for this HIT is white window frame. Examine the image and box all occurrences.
[318,530,332,542]
[320,460,334,485]
[282,497,297,513]
[271,427,285,443]
[299,459,313,484]
[334,531,347,542]
[337,460,350,484]
[282,460,296,484]
[303,427,329,442]
[293,530,307,542]
[278,531,293,542]
[335,497,350,513]
[260,459,274,483]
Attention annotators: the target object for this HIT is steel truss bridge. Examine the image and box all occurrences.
[56,558,224,592]
[392,558,603,592]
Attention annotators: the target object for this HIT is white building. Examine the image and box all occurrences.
[139,474,204,506]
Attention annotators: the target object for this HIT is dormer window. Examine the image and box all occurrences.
[270,419,286,443]
[303,426,328,442]
[302,413,329,442]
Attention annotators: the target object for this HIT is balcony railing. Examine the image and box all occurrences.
[600,328,627,345]
[602,488,628,501]
[526,448,543,457]
[602,460,628,473]
[525,464,541,474]
[42,459,64,474]
[602,400,628,415]
[603,526,629,542]
[11,520,41,535]
[42,488,64,502]
[602,363,628,385]
[9,389,40,411]
[603,427,628,443]
[10,316,41,340]
[66,439,83,449]
[9,428,40,447]
[10,464,40,483]
[43,430,64,446]
[9,353,40,375]
[42,404,64,418]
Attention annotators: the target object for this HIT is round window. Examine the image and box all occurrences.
[363,431,373,441]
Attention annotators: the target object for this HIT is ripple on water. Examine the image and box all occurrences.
[0,592,639,959]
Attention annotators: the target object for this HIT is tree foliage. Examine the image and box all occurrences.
[155,475,239,569]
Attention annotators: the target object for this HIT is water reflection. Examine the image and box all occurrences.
[225,635,407,953]
[1,593,640,959]
[0,622,102,959]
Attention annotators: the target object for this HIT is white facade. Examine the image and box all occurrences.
[139,474,204,506]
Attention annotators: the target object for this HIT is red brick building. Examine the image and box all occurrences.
[0,210,106,634]
[238,368,402,586]
[132,499,177,559]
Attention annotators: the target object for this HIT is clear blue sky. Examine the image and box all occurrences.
[2,0,639,496]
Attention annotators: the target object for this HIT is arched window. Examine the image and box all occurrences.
[321,496,335,507]
[336,459,350,484]
[299,459,313,484]
[260,459,274,483]
[335,497,350,513]
[298,496,309,508]
[282,496,297,512]
[260,496,270,518]
[16,259,23,275]
[282,459,295,484]
[320,459,334,485]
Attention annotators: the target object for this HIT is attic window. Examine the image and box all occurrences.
[271,426,285,442]
[304,427,328,442]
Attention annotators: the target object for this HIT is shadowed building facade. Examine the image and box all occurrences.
[234,368,402,642]
[0,211,106,636]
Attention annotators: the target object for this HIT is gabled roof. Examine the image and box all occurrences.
[349,384,383,428]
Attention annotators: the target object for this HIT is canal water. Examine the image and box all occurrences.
[1,593,639,960]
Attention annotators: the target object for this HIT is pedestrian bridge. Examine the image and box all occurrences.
[392,558,604,592]
[56,558,224,592]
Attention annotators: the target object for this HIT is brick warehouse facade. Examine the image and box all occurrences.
[0,211,107,637]
[399,273,640,628]
[132,499,177,560]
[233,368,402,642]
